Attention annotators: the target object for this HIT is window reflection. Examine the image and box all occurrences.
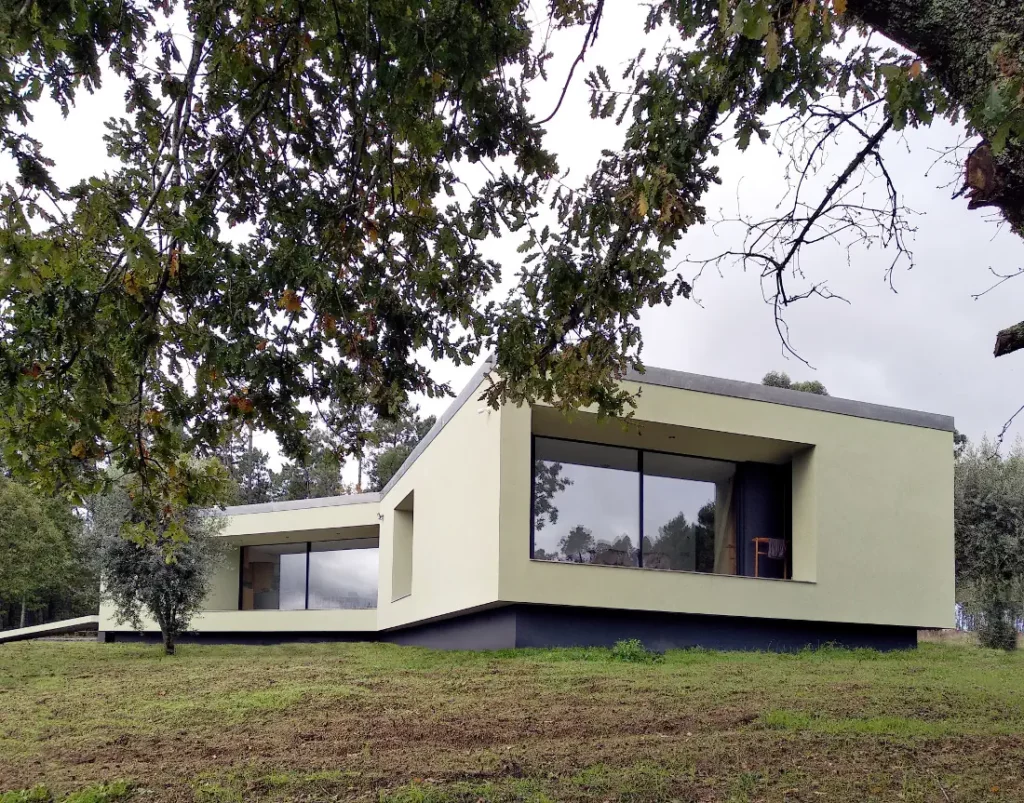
[530,437,790,579]
[643,453,736,575]
[309,540,379,609]
[240,543,306,610]
[532,439,639,566]
[240,539,379,610]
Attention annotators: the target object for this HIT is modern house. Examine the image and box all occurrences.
[98,359,955,650]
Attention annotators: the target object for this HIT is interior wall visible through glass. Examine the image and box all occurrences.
[530,436,791,579]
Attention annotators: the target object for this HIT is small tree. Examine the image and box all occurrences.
[955,439,1024,650]
[91,489,225,655]
[762,371,829,396]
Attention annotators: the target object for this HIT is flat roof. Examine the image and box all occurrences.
[626,365,954,433]
[210,491,380,517]
[214,357,952,516]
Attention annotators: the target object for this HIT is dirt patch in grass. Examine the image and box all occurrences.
[2,642,1023,801]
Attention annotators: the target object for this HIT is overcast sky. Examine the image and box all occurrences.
[10,3,1024,473]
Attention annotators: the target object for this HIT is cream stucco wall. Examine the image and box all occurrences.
[99,505,383,633]
[219,497,380,540]
[99,605,376,633]
[374,389,503,630]
[204,545,240,610]
[497,382,954,630]
[100,369,953,638]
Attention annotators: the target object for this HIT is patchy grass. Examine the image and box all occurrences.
[1,641,1023,801]
[0,782,131,803]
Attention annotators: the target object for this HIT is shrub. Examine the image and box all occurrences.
[978,600,1020,651]
[610,638,663,664]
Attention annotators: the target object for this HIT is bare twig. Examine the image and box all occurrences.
[927,770,953,803]
[994,401,1024,455]
[971,265,1024,301]
[682,104,910,361]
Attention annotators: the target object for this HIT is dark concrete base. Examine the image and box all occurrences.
[101,604,917,652]
[384,604,917,652]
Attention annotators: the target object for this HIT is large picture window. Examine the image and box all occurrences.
[531,436,790,579]
[308,539,379,610]
[241,540,379,610]
[532,440,639,566]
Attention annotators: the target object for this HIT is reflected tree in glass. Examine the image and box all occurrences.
[694,502,716,574]
[594,534,638,566]
[533,461,572,534]
[559,525,595,562]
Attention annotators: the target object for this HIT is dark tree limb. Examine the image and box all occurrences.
[685,105,905,362]
[994,322,1024,358]
[847,0,1024,356]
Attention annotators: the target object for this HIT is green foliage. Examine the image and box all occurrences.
[761,371,792,389]
[0,0,555,536]
[610,638,664,664]
[954,439,1024,650]
[761,371,828,395]
[0,0,1019,531]
[63,783,132,803]
[90,487,226,654]
[272,426,349,501]
[977,599,1020,651]
[0,786,51,803]
[791,380,828,395]
[220,436,275,506]
[366,406,436,491]
[0,784,130,803]
[0,479,82,626]
[222,405,437,501]
[978,37,1024,154]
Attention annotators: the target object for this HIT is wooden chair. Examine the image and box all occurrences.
[752,537,788,579]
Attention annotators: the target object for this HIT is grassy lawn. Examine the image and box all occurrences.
[1,641,1023,802]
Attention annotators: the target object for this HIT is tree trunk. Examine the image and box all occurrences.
[849,0,1024,354]
[162,628,175,656]
[19,598,26,629]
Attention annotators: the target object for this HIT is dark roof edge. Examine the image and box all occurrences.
[213,358,494,518]
[214,358,951,518]
[626,366,954,432]
[379,356,494,499]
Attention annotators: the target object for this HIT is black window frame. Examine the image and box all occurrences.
[529,434,792,578]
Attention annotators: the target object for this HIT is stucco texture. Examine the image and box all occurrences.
[374,393,503,631]
[100,369,953,637]
[497,381,954,630]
